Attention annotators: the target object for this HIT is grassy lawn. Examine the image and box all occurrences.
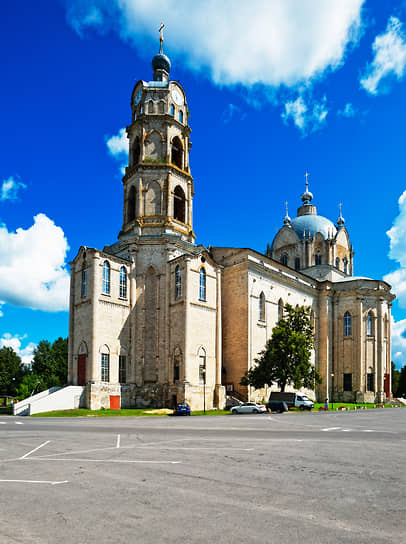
[31,408,232,417]
[312,402,397,411]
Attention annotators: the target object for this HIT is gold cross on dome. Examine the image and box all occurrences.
[305,171,310,187]
[159,22,165,41]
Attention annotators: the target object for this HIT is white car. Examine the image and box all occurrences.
[231,402,267,414]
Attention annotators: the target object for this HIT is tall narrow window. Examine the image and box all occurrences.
[119,355,126,383]
[335,257,340,269]
[344,312,352,336]
[294,257,300,270]
[367,312,373,336]
[120,266,127,299]
[127,186,136,222]
[343,373,352,391]
[173,186,186,222]
[132,137,140,166]
[171,136,183,169]
[102,261,110,295]
[171,104,175,115]
[367,372,374,391]
[259,292,265,321]
[199,347,206,385]
[81,266,87,298]
[101,353,110,382]
[278,299,284,321]
[315,254,322,265]
[281,254,288,266]
[199,267,206,301]
[175,265,181,299]
[343,256,348,274]
[179,110,183,123]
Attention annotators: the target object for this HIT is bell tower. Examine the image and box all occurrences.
[120,26,194,243]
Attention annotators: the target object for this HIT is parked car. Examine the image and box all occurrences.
[173,402,191,416]
[267,400,289,413]
[231,402,267,414]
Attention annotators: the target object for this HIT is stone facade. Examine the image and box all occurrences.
[68,40,395,410]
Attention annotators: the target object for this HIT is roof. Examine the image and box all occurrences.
[290,214,337,240]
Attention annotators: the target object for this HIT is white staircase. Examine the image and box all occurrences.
[13,386,86,416]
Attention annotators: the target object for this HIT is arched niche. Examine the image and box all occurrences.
[173,185,186,223]
[145,181,161,216]
[145,130,162,160]
[127,185,137,222]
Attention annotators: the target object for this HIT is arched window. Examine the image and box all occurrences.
[171,136,183,169]
[343,256,348,274]
[281,254,288,266]
[102,261,110,295]
[100,345,110,382]
[171,104,175,115]
[148,101,154,113]
[259,292,265,321]
[173,347,181,382]
[344,312,352,336]
[175,265,181,299]
[127,186,136,222]
[335,257,340,269]
[173,185,186,222]
[315,254,322,265]
[294,257,300,270]
[198,347,206,385]
[278,299,284,321]
[199,267,206,301]
[120,266,127,299]
[158,101,164,114]
[132,137,140,166]
[179,110,183,123]
[81,265,87,298]
[367,312,373,336]
[145,182,161,216]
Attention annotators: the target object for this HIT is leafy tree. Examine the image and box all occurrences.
[31,337,68,390]
[392,362,400,396]
[396,365,406,397]
[0,346,25,396]
[241,303,321,392]
[15,373,42,400]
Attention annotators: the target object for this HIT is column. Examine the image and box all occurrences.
[183,258,191,383]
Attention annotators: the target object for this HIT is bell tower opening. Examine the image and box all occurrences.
[174,186,186,223]
[171,136,183,169]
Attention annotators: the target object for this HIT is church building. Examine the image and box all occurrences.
[68,34,395,410]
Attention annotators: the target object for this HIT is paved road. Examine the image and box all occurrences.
[0,409,405,543]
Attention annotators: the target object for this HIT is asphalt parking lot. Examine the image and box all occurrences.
[1,409,405,544]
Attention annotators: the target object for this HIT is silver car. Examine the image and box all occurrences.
[231,402,267,414]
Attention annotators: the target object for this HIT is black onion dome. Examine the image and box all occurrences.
[152,53,171,73]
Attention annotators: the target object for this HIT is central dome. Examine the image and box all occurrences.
[290,214,337,240]
[152,53,171,73]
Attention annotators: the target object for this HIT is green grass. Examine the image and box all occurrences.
[312,402,396,411]
[30,408,232,417]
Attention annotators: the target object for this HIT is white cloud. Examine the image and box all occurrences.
[66,0,364,88]
[281,95,328,135]
[360,16,406,95]
[337,102,357,117]
[1,176,26,201]
[0,214,70,313]
[0,333,36,366]
[221,104,246,124]
[390,318,406,366]
[106,128,128,175]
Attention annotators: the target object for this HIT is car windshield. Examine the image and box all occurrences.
[177,403,188,407]
[301,396,310,401]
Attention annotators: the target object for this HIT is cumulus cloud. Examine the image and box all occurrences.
[360,16,406,95]
[390,318,406,366]
[106,127,128,175]
[0,333,36,366]
[337,102,357,117]
[221,104,246,124]
[1,176,26,201]
[0,214,70,313]
[66,0,364,88]
[281,95,328,135]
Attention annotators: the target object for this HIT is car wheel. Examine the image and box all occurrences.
[232,410,238,414]
[253,409,259,413]
[299,405,305,411]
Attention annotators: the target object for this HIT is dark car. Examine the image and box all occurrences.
[173,402,191,416]
[267,400,289,413]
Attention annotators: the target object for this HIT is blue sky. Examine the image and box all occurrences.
[2,0,406,367]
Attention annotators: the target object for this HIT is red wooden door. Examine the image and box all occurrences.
[110,396,120,410]
[384,373,390,397]
[78,355,86,386]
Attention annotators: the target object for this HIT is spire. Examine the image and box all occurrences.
[152,22,171,81]
[283,201,291,225]
[301,172,313,205]
[337,202,345,227]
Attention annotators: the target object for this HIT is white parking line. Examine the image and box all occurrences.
[27,457,180,464]
[0,479,68,485]
[0,422,6,425]
[15,422,23,425]
[321,427,341,431]
[116,434,120,449]
[19,440,51,460]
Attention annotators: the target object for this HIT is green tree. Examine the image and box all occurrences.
[392,362,400,396]
[15,373,42,400]
[0,346,25,397]
[241,304,321,392]
[396,365,406,397]
[31,337,68,390]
